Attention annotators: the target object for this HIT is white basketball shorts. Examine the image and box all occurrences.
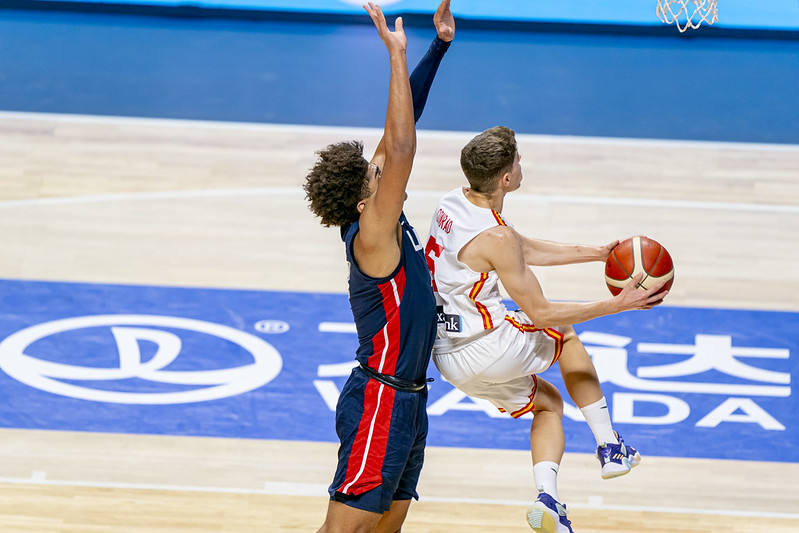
[433,311,564,418]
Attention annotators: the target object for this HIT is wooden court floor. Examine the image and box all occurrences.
[0,112,798,532]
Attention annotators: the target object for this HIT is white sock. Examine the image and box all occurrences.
[533,461,560,501]
[580,397,618,446]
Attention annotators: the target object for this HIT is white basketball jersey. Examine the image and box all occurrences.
[426,187,511,351]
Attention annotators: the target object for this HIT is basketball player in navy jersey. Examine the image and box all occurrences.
[303,2,454,532]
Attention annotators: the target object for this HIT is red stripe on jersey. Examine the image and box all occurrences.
[469,273,493,330]
[469,273,486,300]
[338,379,397,496]
[341,268,406,496]
[367,268,406,375]
[492,210,507,226]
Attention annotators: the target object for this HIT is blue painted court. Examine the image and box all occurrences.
[0,279,795,462]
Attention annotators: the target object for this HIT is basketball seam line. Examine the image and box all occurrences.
[640,244,663,288]
[611,250,632,280]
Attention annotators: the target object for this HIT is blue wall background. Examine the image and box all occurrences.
[28,0,799,31]
[1,10,798,143]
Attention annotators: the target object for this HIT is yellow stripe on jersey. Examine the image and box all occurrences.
[470,273,493,330]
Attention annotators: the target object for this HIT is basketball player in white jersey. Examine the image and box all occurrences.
[425,126,668,533]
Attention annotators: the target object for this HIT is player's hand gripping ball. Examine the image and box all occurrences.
[605,236,674,297]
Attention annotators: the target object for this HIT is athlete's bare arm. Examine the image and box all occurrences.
[371,0,454,164]
[460,227,666,329]
[520,234,618,266]
[355,3,416,277]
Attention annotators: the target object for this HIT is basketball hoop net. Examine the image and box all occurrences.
[657,0,718,32]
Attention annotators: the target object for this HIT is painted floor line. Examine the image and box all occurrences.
[2,110,798,152]
[0,476,796,520]
[0,187,797,215]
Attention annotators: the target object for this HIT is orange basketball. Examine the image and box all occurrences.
[605,236,674,296]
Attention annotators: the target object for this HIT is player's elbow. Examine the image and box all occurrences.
[384,142,416,170]
[529,315,556,329]
[526,307,558,329]
[388,139,416,159]
[384,129,416,158]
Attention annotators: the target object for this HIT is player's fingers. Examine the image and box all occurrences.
[395,16,404,33]
[364,3,378,24]
[627,272,644,289]
[647,291,668,304]
[374,4,386,23]
[646,277,669,294]
[370,5,390,34]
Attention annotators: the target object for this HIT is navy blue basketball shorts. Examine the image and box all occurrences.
[328,368,428,514]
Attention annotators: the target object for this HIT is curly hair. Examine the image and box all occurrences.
[303,141,371,227]
[460,126,518,193]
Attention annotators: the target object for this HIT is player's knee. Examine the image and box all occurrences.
[561,325,577,343]
[550,388,564,419]
[533,380,563,419]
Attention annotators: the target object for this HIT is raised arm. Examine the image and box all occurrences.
[373,0,454,162]
[464,227,666,329]
[357,3,416,253]
[520,235,618,266]
[412,0,454,122]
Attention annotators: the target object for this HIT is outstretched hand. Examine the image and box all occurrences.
[598,240,620,261]
[434,0,455,42]
[615,272,669,311]
[364,2,407,53]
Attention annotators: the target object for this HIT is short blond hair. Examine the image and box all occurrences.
[460,126,517,193]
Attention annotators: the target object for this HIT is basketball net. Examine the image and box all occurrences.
[657,0,718,32]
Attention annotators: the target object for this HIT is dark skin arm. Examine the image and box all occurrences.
[354,1,455,278]
[371,0,454,162]
[353,3,416,278]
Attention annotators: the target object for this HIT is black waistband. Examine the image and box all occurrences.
[358,363,430,393]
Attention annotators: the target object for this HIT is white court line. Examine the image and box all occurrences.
[1,186,798,214]
[318,321,358,333]
[0,476,797,520]
[1,110,797,213]
[2,110,799,152]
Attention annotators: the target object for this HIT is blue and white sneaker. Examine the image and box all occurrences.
[596,432,642,479]
[526,492,573,533]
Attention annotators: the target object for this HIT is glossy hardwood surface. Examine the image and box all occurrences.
[0,112,797,532]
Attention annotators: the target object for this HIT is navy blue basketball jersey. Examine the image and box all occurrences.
[341,212,437,382]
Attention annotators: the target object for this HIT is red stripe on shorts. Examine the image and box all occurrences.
[338,379,396,496]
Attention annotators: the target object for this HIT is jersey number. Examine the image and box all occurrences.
[425,236,444,292]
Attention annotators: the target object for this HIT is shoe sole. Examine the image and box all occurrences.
[527,502,559,533]
[601,453,642,479]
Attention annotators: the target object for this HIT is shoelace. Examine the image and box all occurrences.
[555,503,572,526]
